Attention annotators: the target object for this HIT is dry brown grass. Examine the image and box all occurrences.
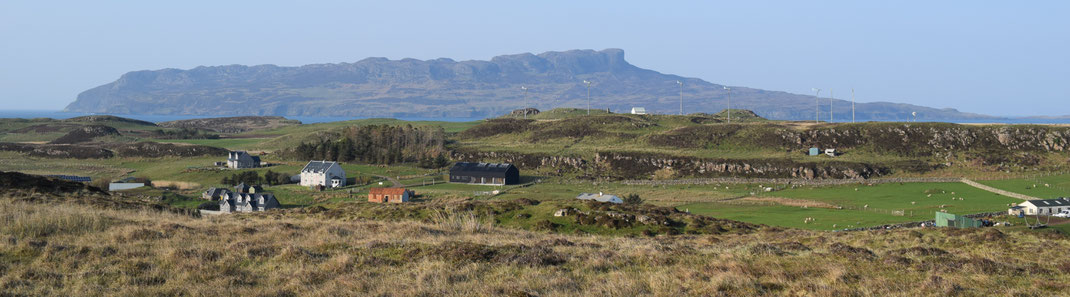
[151,180,201,190]
[0,200,1067,296]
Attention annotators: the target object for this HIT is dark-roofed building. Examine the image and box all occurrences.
[233,183,264,194]
[227,151,261,169]
[449,162,519,185]
[201,187,230,200]
[1013,198,1070,216]
[219,192,280,213]
[47,175,92,183]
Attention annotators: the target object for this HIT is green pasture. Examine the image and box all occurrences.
[977,173,1070,199]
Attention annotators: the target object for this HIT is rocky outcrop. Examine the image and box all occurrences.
[110,142,227,158]
[158,116,301,133]
[450,149,913,180]
[50,125,121,144]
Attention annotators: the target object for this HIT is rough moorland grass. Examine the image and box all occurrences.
[0,201,116,238]
[0,201,1067,296]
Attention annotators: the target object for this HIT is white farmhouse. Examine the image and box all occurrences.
[1010,198,1070,216]
[300,161,346,188]
[630,107,647,115]
[227,151,261,169]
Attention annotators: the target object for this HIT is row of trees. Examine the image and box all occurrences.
[220,170,291,186]
[289,125,448,165]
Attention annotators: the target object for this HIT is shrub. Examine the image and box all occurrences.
[623,194,643,205]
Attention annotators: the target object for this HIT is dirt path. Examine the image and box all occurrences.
[960,179,1039,201]
[369,174,402,187]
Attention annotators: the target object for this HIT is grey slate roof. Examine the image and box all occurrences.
[203,187,229,197]
[449,162,516,176]
[47,175,92,182]
[1026,198,1070,207]
[576,193,623,204]
[302,161,338,173]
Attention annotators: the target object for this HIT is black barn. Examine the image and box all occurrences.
[449,162,520,185]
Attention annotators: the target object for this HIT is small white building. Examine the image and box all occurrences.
[219,192,280,213]
[825,148,836,157]
[630,107,647,115]
[1010,198,1070,216]
[576,192,623,204]
[300,161,346,189]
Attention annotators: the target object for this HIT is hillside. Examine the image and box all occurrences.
[451,110,1070,179]
[65,49,999,121]
[158,116,301,133]
[0,184,1067,295]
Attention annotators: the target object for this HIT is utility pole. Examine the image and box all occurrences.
[677,81,684,115]
[521,86,529,119]
[829,89,834,123]
[724,86,731,124]
[812,88,821,123]
[588,81,593,115]
[851,88,856,123]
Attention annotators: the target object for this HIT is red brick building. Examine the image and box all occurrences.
[368,187,412,203]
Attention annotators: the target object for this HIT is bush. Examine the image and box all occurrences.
[623,194,643,205]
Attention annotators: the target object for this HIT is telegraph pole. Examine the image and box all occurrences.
[583,80,592,115]
[677,81,683,115]
[812,88,821,123]
[851,88,856,123]
[829,89,834,122]
[724,86,732,124]
[521,86,529,119]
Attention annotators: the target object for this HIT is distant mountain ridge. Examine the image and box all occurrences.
[66,49,1000,121]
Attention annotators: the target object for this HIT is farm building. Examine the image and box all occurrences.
[368,187,413,203]
[227,151,261,169]
[300,161,346,189]
[808,148,820,156]
[934,212,983,228]
[47,175,91,182]
[233,183,264,194]
[219,192,280,213]
[630,107,647,115]
[576,192,623,204]
[201,187,230,200]
[449,162,519,185]
[1011,198,1070,216]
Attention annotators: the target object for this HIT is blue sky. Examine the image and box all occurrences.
[1,1,1067,116]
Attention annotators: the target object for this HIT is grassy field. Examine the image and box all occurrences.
[977,172,1070,199]
[680,182,1021,230]
[150,138,269,150]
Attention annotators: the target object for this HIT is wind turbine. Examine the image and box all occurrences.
[812,88,821,123]
[724,86,732,124]
[583,80,592,115]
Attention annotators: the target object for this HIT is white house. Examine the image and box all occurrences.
[227,151,261,169]
[630,107,647,115]
[1010,198,1070,216]
[300,161,346,188]
[219,192,280,213]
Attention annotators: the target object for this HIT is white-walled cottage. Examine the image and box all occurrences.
[300,161,346,189]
